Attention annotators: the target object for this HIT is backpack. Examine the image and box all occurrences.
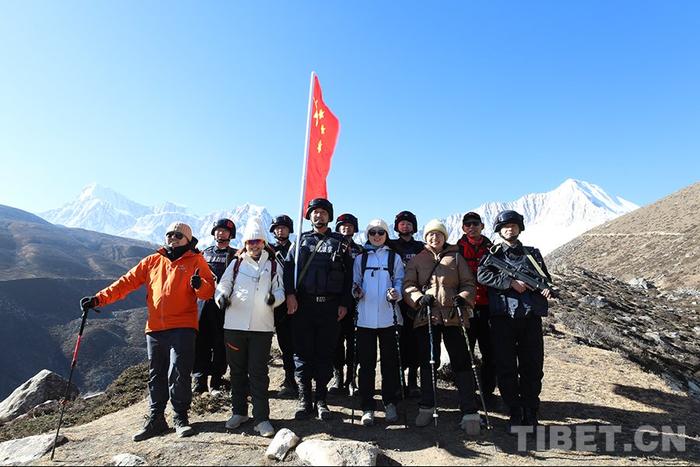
[229,252,278,294]
[360,249,397,281]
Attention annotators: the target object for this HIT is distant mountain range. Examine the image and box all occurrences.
[40,179,638,254]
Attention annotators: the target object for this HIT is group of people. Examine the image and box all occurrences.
[80,197,554,442]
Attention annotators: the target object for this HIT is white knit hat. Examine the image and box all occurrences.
[242,216,267,244]
[423,219,448,242]
[165,222,193,242]
[365,218,390,238]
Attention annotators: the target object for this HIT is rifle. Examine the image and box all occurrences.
[482,254,559,298]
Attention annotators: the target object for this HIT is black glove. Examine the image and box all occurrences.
[190,268,202,290]
[452,295,467,307]
[266,292,275,306]
[418,294,435,308]
[80,296,98,312]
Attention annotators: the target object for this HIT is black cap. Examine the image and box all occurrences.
[462,212,482,224]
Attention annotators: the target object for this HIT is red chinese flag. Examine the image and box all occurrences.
[303,75,340,209]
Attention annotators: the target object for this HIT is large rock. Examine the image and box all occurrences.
[0,369,78,424]
[295,439,380,466]
[0,433,66,465]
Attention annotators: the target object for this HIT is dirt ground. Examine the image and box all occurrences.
[37,327,699,466]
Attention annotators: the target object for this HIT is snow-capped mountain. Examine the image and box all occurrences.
[40,184,277,247]
[40,179,637,254]
[418,179,638,254]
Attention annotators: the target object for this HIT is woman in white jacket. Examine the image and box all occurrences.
[215,217,285,438]
[352,219,405,426]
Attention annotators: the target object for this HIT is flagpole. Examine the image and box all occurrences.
[293,71,316,288]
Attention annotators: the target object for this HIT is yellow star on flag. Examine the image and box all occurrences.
[321,124,326,135]
[317,140,323,153]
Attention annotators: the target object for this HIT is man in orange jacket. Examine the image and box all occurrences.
[81,222,215,441]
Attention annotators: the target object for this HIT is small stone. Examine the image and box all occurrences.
[112,453,147,466]
[265,428,299,461]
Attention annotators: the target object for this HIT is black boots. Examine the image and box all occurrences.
[295,385,314,420]
[133,413,169,442]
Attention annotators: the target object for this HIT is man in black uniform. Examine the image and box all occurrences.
[284,198,353,421]
[477,210,553,433]
[387,210,424,397]
[269,214,297,398]
[193,218,237,393]
[329,213,364,395]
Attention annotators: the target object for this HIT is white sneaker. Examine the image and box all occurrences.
[361,411,374,426]
[253,420,275,438]
[415,407,435,427]
[385,403,398,423]
[460,413,481,435]
[225,414,250,430]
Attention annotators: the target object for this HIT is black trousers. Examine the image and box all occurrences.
[146,328,196,416]
[333,305,355,373]
[293,298,341,402]
[224,329,273,422]
[357,326,400,411]
[274,307,296,388]
[415,324,477,414]
[490,314,544,411]
[399,303,419,372]
[193,300,227,383]
[466,304,497,396]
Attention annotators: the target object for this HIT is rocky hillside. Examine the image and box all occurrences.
[547,181,700,290]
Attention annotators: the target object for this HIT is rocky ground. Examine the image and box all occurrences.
[26,326,699,466]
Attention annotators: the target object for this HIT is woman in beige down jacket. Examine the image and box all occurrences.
[403,219,481,434]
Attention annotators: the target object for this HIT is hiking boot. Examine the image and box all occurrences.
[225,414,250,430]
[294,393,314,420]
[385,403,398,423]
[173,413,195,438]
[132,413,169,442]
[316,400,331,421]
[254,420,275,438]
[361,411,375,426]
[507,407,523,436]
[415,407,435,427]
[328,368,344,394]
[460,413,481,436]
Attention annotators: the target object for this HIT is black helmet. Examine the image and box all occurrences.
[211,218,236,236]
[270,215,294,234]
[493,210,525,233]
[462,211,483,224]
[394,210,418,233]
[305,198,334,220]
[335,213,359,233]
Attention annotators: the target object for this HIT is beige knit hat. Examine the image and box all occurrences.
[242,216,267,244]
[165,222,193,242]
[423,219,448,242]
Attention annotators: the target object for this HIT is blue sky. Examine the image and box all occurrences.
[1,1,698,226]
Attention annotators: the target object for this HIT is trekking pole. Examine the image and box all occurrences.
[425,304,439,428]
[51,305,100,460]
[350,296,360,425]
[455,305,492,431]
[389,299,407,427]
[389,300,405,400]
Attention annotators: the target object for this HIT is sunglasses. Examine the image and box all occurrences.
[463,221,481,227]
[246,239,264,245]
[165,231,184,240]
[368,229,386,236]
